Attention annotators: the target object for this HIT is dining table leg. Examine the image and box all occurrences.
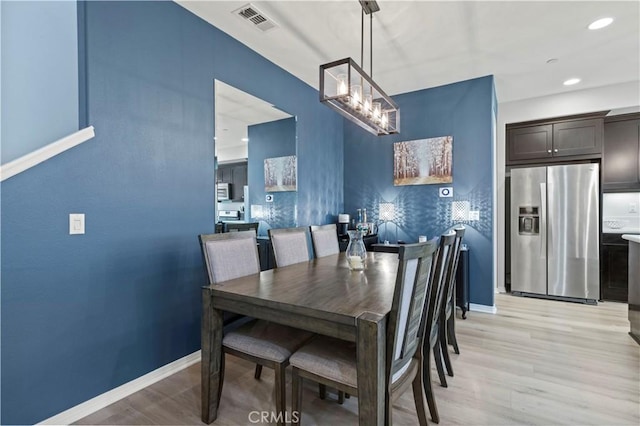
[201,288,223,424]
[356,312,387,426]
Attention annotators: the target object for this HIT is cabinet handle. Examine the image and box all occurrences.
[554,149,558,153]
[547,150,552,154]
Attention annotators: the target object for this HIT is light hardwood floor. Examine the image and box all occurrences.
[75,294,640,425]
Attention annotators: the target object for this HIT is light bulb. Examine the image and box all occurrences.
[351,85,362,109]
[372,102,381,123]
[337,74,348,96]
[381,112,388,129]
[363,93,372,117]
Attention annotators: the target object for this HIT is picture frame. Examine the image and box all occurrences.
[264,155,297,192]
[393,136,453,185]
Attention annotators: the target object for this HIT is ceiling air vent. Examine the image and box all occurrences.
[233,3,278,32]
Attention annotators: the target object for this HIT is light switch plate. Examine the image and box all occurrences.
[469,210,480,221]
[69,214,85,235]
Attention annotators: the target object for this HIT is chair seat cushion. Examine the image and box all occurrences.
[289,336,357,388]
[223,320,313,363]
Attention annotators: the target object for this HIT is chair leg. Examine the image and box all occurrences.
[412,362,429,426]
[274,363,286,426]
[318,383,326,399]
[254,364,263,380]
[433,342,448,388]
[338,391,345,404]
[423,345,440,424]
[291,368,302,426]
[448,313,460,354]
[439,320,454,377]
[217,353,225,408]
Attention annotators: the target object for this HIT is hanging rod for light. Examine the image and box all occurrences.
[319,1,399,136]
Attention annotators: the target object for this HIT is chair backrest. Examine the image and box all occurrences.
[268,227,311,267]
[440,226,465,317]
[309,224,340,258]
[424,231,456,343]
[386,240,438,383]
[226,222,259,233]
[199,231,261,284]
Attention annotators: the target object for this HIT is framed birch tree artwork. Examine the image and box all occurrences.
[393,136,453,185]
[264,155,297,192]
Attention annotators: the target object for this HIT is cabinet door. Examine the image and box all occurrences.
[603,118,640,191]
[217,165,232,183]
[507,125,552,162]
[601,244,629,302]
[552,118,603,157]
[233,164,248,191]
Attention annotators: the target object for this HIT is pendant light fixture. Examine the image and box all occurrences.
[319,1,399,136]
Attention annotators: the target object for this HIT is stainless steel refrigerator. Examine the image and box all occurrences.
[511,163,599,303]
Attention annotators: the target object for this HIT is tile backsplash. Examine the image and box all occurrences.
[603,192,640,233]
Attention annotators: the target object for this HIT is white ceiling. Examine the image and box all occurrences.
[215,80,291,161]
[179,0,639,104]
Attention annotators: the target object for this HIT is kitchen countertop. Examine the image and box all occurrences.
[622,234,640,244]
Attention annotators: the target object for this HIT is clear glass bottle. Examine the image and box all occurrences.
[346,230,367,271]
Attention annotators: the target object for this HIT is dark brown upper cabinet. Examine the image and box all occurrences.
[507,125,552,162]
[603,113,640,192]
[507,112,605,165]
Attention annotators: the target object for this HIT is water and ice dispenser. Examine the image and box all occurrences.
[518,206,539,235]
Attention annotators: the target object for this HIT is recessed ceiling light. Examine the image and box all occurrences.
[588,17,613,30]
[563,78,581,86]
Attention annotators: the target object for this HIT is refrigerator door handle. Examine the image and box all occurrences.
[540,182,547,259]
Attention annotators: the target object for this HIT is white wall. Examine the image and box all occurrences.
[496,80,640,292]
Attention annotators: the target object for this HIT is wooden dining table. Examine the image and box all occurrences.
[201,251,399,425]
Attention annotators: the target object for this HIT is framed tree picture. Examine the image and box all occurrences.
[264,155,297,192]
[393,136,453,185]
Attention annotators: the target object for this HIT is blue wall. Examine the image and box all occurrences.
[0,1,343,424]
[248,117,297,235]
[344,76,495,307]
[1,0,79,163]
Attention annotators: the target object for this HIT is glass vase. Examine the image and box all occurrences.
[346,230,367,271]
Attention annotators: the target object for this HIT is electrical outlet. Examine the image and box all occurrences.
[629,203,637,213]
[469,210,480,221]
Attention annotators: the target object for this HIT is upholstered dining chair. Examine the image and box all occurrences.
[309,224,340,258]
[199,231,313,425]
[423,231,456,423]
[437,226,466,385]
[289,241,438,426]
[309,223,347,403]
[268,227,311,267]
[269,226,347,402]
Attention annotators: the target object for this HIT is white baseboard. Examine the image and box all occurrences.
[470,303,497,314]
[1,126,95,182]
[38,350,201,425]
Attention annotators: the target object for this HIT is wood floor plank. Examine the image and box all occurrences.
[75,294,640,425]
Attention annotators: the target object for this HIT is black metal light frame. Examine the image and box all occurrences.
[320,58,399,136]
[319,1,399,136]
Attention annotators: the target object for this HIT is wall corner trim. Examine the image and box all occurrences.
[469,303,498,314]
[37,350,201,425]
[0,126,95,182]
